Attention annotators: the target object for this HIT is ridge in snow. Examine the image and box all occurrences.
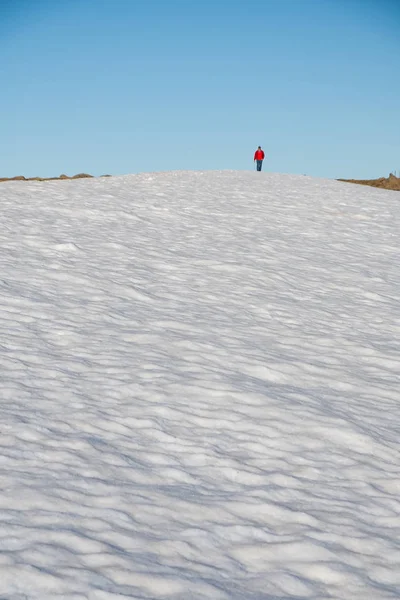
[1,170,400,599]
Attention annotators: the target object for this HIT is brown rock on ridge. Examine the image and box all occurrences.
[338,173,400,191]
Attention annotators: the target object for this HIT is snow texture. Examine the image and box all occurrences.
[0,170,399,599]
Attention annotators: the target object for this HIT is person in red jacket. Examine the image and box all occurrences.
[254,146,265,171]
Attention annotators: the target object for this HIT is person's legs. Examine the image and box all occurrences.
[257,160,262,171]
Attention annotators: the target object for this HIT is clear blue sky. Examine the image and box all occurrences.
[2,0,399,179]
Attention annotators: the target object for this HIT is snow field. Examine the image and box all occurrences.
[0,171,400,599]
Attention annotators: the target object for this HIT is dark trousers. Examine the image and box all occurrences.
[256,160,263,171]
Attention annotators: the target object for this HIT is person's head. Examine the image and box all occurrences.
[258,146,261,149]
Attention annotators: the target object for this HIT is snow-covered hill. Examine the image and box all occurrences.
[1,171,399,599]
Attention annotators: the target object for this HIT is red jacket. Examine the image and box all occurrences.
[254,149,265,160]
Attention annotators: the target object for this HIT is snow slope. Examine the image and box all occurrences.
[0,170,399,600]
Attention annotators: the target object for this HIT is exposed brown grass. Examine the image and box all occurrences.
[338,173,400,191]
[0,173,98,183]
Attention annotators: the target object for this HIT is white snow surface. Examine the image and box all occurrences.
[0,170,400,600]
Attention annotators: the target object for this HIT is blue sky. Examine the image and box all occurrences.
[2,0,399,178]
